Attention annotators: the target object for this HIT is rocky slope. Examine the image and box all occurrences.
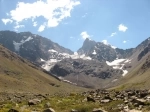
[1,89,150,112]
[50,58,123,88]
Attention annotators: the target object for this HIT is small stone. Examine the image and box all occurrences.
[87,96,95,102]
[71,109,78,112]
[8,109,19,112]
[92,108,106,112]
[100,99,110,103]
[44,102,51,108]
[43,108,55,112]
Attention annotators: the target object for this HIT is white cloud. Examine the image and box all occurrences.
[70,36,74,39]
[14,24,25,31]
[110,32,117,37]
[123,40,127,43]
[4,0,80,31]
[80,31,90,40]
[118,24,128,32]
[14,24,24,29]
[33,22,37,27]
[1,19,13,25]
[82,13,88,18]
[38,25,45,32]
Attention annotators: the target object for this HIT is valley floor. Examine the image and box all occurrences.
[1,89,150,112]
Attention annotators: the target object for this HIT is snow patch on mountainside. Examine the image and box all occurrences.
[48,49,57,53]
[58,77,77,85]
[13,36,33,51]
[41,50,92,71]
[106,58,131,76]
[112,79,118,82]
[40,58,45,62]
[92,50,97,55]
[102,40,117,49]
[122,70,128,76]
[111,45,117,49]
[42,59,60,71]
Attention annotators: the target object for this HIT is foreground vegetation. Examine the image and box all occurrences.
[1,89,150,112]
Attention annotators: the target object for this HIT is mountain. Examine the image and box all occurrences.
[0,30,150,89]
[0,44,86,94]
[51,37,150,88]
[78,38,134,62]
[0,30,73,64]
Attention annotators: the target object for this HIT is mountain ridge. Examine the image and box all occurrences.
[0,30,150,89]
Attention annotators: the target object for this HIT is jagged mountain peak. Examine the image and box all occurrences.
[77,38,96,55]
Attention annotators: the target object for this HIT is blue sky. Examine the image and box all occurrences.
[0,0,150,51]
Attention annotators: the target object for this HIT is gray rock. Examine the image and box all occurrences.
[71,109,78,112]
[28,99,41,106]
[92,108,106,112]
[44,102,51,108]
[87,96,95,102]
[100,99,110,103]
[8,109,19,112]
[43,108,55,112]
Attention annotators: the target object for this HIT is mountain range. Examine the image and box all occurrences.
[0,30,149,89]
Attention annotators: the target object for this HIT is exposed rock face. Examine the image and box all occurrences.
[78,38,97,55]
[51,59,122,78]
[78,38,117,62]
[77,38,134,62]
[50,58,123,88]
[138,43,150,61]
[138,55,150,74]
[0,31,73,64]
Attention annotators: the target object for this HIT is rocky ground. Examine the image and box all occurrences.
[1,89,150,112]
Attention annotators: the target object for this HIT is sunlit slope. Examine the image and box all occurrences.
[0,44,86,93]
[113,54,150,90]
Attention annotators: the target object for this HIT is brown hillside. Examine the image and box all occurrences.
[0,44,86,94]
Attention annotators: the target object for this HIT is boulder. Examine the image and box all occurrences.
[87,96,95,102]
[28,99,41,106]
[132,99,146,106]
